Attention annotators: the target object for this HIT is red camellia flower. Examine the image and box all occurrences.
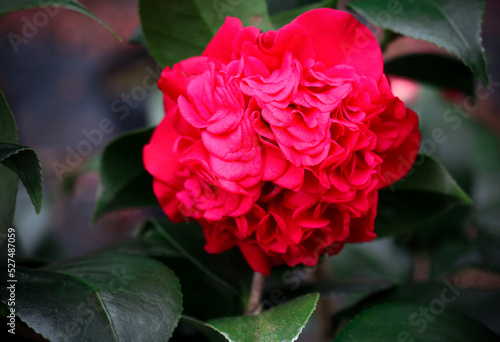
[144,8,421,275]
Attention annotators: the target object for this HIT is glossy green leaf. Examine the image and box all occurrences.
[270,0,337,28]
[208,293,319,342]
[0,251,182,341]
[0,0,121,40]
[0,143,42,214]
[0,90,18,246]
[347,0,489,86]
[385,54,475,96]
[376,154,472,237]
[335,302,499,341]
[94,128,158,220]
[139,0,272,67]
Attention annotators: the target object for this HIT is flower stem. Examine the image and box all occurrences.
[313,262,334,340]
[244,272,266,315]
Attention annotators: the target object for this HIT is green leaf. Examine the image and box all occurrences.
[347,0,489,86]
[328,239,412,283]
[180,316,228,342]
[0,143,42,214]
[376,154,472,237]
[270,0,337,28]
[102,238,183,259]
[94,128,158,220]
[149,218,241,298]
[0,251,182,341]
[339,281,500,330]
[391,154,471,200]
[207,293,319,342]
[139,0,272,67]
[385,53,475,96]
[140,219,246,320]
[88,231,243,321]
[335,302,499,341]
[0,90,18,245]
[0,0,121,41]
